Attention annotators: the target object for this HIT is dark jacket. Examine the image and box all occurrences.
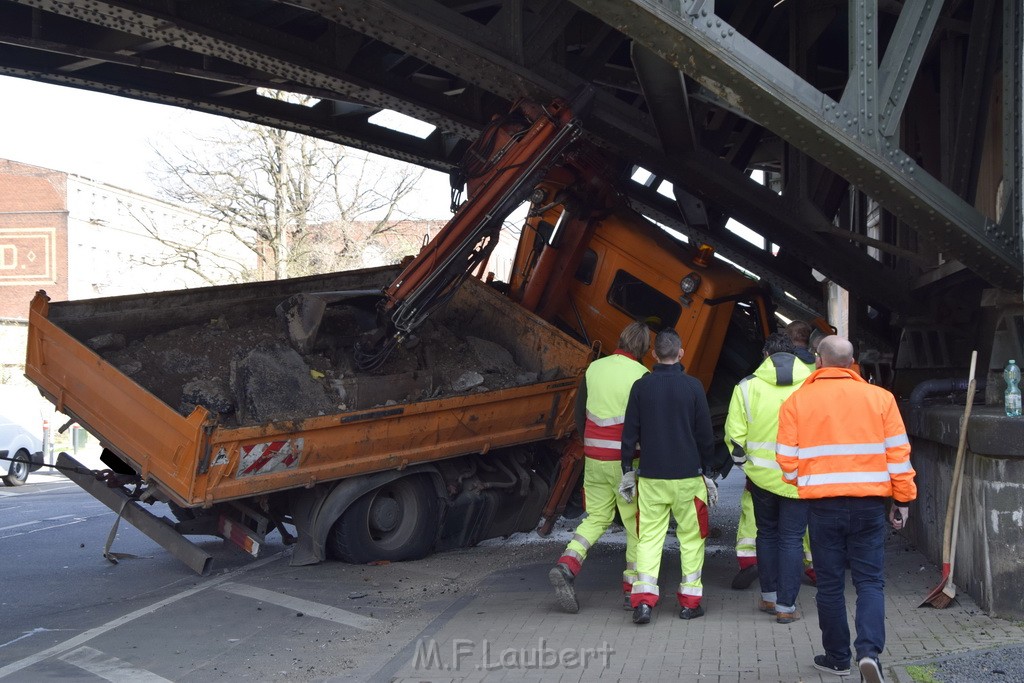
[620,363,714,479]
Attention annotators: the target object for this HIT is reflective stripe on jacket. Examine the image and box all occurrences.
[724,352,810,497]
[581,351,649,461]
[775,367,917,503]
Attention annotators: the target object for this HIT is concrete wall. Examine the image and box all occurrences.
[904,403,1024,619]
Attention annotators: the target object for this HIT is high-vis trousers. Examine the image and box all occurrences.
[735,484,757,569]
[630,476,708,609]
[557,457,639,592]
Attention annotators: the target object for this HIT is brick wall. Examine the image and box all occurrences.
[0,160,69,319]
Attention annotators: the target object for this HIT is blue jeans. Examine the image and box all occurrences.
[808,496,887,664]
[750,482,807,609]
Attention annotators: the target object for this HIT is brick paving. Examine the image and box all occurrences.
[354,476,1024,682]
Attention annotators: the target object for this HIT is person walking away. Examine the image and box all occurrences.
[619,328,715,624]
[785,320,817,369]
[776,335,917,683]
[549,321,651,613]
[725,332,811,623]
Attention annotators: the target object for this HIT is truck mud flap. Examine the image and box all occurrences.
[57,452,213,575]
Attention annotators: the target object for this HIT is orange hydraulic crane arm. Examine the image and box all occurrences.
[355,91,590,369]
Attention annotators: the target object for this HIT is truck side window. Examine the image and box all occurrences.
[574,249,597,285]
[607,269,681,331]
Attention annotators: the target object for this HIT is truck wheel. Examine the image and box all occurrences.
[327,475,439,564]
[2,449,31,486]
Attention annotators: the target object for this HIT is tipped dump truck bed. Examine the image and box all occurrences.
[26,265,590,509]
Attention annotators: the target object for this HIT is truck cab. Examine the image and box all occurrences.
[509,176,774,434]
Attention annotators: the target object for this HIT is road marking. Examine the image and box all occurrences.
[0,628,58,650]
[0,515,78,533]
[217,582,380,631]
[0,551,285,679]
[0,517,89,540]
[59,646,172,682]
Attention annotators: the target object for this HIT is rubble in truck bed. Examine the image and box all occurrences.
[96,305,546,428]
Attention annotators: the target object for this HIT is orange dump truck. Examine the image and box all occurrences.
[25,264,591,574]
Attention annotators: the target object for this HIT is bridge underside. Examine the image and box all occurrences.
[0,0,1021,350]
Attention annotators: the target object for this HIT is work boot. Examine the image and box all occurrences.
[679,604,705,620]
[776,609,800,624]
[858,656,885,683]
[731,564,759,589]
[548,563,579,614]
[632,603,652,624]
[622,592,632,610]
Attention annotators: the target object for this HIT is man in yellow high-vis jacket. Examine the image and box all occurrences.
[726,331,812,623]
[549,321,650,614]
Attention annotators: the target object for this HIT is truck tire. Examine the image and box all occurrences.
[327,475,439,564]
[2,449,31,486]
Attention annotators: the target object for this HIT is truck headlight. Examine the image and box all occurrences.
[680,272,701,295]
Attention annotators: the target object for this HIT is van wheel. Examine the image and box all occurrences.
[327,475,438,564]
[3,449,30,486]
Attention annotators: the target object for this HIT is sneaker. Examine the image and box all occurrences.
[548,563,579,614]
[679,605,705,620]
[858,657,884,683]
[731,564,759,589]
[813,654,851,676]
[632,603,652,624]
[757,599,776,613]
[776,610,800,624]
[622,593,632,610]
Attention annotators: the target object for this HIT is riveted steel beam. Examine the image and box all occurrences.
[840,0,880,151]
[570,0,1022,290]
[1005,0,1023,276]
[877,0,943,137]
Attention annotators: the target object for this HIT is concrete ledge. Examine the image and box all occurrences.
[903,403,1024,619]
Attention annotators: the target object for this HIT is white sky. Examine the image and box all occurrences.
[0,75,454,219]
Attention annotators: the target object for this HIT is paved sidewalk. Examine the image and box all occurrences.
[363,489,1024,682]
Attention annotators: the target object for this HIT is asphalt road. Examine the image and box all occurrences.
[0,463,747,682]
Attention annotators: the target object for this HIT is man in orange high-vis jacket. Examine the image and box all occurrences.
[548,321,650,614]
[776,335,916,683]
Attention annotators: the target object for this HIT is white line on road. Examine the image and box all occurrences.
[216,582,381,631]
[0,628,58,650]
[0,551,285,679]
[0,517,89,540]
[59,646,172,682]
[0,515,78,533]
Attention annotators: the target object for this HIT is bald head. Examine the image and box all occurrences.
[817,335,855,368]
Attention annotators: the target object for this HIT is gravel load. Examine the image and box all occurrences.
[99,305,535,427]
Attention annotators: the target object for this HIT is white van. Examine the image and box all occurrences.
[0,408,44,486]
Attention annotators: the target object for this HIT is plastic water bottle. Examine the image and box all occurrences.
[1005,360,1022,417]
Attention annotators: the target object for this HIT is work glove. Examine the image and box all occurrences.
[703,475,718,508]
[618,470,637,503]
[889,505,909,530]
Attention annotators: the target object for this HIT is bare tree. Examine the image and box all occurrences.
[140,96,426,282]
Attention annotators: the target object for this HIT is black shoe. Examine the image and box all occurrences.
[813,654,851,676]
[548,563,579,614]
[622,593,632,610]
[858,657,884,683]
[679,605,705,620]
[632,603,652,624]
[731,564,759,589]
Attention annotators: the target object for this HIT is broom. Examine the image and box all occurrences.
[920,350,976,608]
